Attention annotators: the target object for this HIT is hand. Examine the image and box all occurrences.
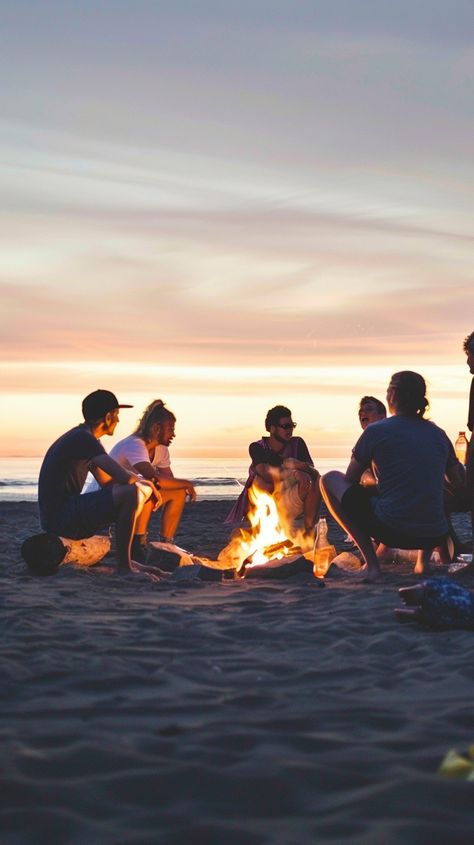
[135,479,163,511]
[185,483,197,502]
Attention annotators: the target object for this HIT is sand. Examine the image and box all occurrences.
[2,500,474,844]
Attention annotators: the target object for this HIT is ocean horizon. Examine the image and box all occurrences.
[0,456,347,502]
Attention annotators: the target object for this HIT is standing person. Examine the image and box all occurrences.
[225,405,321,541]
[38,390,158,574]
[320,372,464,581]
[464,331,474,555]
[98,400,197,560]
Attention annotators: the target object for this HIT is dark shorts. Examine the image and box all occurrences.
[46,487,116,539]
[341,484,446,550]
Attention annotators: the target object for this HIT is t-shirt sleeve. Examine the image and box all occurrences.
[296,438,313,465]
[124,438,149,465]
[352,429,373,468]
[152,445,171,469]
[445,434,459,468]
[74,429,106,461]
[249,441,283,467]
[110,436,149,466]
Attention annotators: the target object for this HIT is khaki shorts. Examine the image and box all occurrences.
[275,469,312,520]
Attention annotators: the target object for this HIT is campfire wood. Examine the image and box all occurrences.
[21,533,111,576]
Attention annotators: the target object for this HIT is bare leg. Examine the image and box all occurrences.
[135,497,154,536]
[414,548,432,576]
[112,484,141,573]
[319,471,381,581]
[376,542,394,563]
[159,488,187,541]
[110,482,154,572]
[414,536,453,575]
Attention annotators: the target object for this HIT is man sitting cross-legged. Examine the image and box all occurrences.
[38,390,159,575]
[225,404,321,546]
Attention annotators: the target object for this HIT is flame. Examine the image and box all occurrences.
[217,483,309,573]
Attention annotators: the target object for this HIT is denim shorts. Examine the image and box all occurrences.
[48,487,116,539]
[341,484,446,550]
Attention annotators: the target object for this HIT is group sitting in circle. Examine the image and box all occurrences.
[35,331,474,580]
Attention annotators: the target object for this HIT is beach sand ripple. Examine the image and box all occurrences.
[1,501,474,844]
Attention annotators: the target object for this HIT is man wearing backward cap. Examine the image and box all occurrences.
[38,389,159,574]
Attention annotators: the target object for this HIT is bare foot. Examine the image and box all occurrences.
[344,564,381,583]
[120,561,161,581]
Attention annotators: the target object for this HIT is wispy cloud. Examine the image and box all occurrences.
[1,2,473,454]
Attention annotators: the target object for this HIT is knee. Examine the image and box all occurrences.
[114,483,139,511]
[175,488,187,506]
[295,471,311,496]
[320,470,343,494]
[163,488,186,508]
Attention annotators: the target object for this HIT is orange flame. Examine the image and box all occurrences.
[217,483,310,573]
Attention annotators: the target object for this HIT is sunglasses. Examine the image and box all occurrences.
[277,422,297,430]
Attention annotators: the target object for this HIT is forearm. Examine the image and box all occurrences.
[345,457,364,485]
[133,460,160,482]
[91,454,138,485]
[158,476,193,491]
[254,463,278,492]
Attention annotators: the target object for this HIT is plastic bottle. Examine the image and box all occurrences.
[313,517,336,579]
[454,431,469,465]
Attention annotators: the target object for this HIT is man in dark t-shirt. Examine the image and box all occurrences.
[38,389,158,574]
[225,405,321,540]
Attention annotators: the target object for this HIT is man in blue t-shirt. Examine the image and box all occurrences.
[38,389,158,574]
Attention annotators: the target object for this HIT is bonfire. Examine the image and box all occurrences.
[215,483,313,575]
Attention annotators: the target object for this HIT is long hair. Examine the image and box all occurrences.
[133,399,176,441]
[389,371,429,419]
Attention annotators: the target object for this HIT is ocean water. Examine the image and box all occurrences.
[0,456,347,502]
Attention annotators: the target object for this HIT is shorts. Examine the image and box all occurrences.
[281,476,305,519]
[341,484,446,550]
[276,469,312,520]
[47,487,116,539]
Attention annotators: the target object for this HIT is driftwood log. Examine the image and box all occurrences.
[21,533,111,576]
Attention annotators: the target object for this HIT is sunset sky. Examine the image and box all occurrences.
[1,1,473,460]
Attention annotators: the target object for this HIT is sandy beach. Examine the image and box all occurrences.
[2,499,474,844]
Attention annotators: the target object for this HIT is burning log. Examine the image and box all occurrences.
[21,533,111,576]
[261,539,296,558]
[243,555,311,579]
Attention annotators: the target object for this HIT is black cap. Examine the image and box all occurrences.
[82,389,133,421]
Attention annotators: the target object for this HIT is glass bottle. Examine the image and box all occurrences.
[454,431,469,465]
[313,517,336,579]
